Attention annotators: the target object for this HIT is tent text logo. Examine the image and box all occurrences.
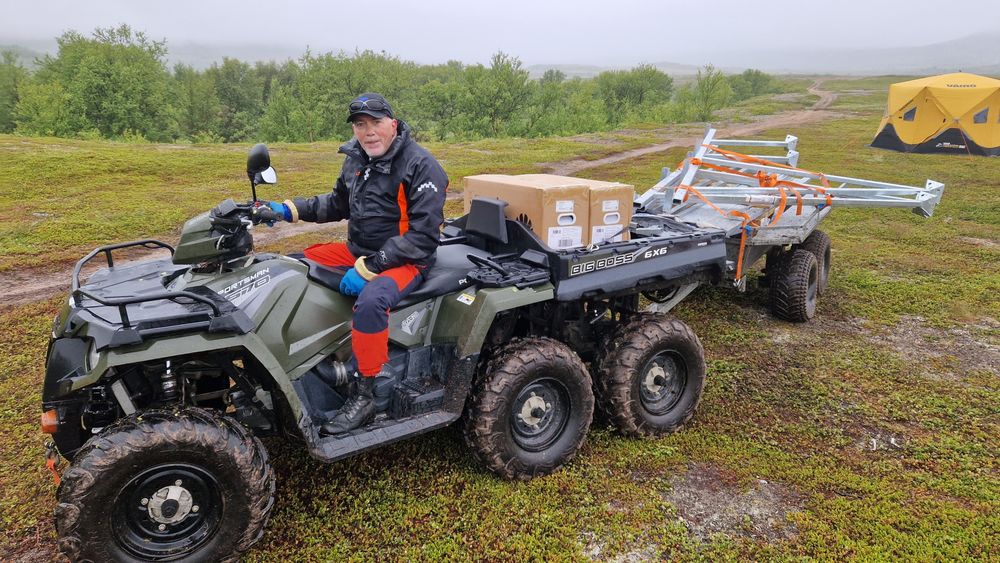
[946,84,976,88]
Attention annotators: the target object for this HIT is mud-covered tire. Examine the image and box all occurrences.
[55,408,275,562]
[769,249,819,322]
[795,229,832,294]
[464,337,594,480]
[596,314,706,437]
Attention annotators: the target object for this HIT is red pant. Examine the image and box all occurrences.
[304,242,423,377]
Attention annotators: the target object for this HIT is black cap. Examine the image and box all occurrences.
[346,92,394,122]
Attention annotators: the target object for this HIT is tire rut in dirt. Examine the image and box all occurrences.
[769,249,819,322]
[55,407,275,562]
[463,337,594,480]
[595,314,706,437]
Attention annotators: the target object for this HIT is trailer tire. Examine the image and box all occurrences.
[769,249,819,322]
[760,246,788,288]
[464,337,594,480]
[795,229,832,294]
[596,314,706,437]
[55,408,275,562]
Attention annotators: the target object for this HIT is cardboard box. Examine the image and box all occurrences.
[517,175,634,244]
[464,174,590,249]
[586,182,634,244]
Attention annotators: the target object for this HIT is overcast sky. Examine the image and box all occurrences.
[5,0,999,66]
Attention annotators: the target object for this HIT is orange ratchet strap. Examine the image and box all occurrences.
[678,147,838,280]
[680,185,758,280]
[703,145,835,190]
[690,146,835,217]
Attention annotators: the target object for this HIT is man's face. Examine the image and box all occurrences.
[351,115,398,158]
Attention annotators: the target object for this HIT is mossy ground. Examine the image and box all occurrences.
[1,81,997,561]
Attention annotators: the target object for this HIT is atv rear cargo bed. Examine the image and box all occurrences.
[447,200,727,301]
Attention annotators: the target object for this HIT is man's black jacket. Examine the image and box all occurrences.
[290,121,448,273]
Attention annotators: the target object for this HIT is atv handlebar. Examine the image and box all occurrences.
[250,205,283,224]
[210,198,280,226]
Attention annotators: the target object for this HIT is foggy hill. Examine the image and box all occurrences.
[0,43,49,68]
[526,61,704,79]
[696,32,1000,75]
[2,32,998,76]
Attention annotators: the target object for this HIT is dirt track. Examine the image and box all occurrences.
[545,80,837,176]
[4,82,838,308]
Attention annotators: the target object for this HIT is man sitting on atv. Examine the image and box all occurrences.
[260,93,448,435]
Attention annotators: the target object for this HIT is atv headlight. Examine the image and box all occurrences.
[86,340,101,372]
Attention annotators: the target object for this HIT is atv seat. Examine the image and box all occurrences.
[398,243,479,307]
[298,243,479,308]
[299,258,350,291]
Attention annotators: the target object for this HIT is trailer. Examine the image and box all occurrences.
[633,128,945,321]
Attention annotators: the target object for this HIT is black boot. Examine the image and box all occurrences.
[321,377,375,435]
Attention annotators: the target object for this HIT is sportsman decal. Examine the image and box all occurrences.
[220,268,271,305]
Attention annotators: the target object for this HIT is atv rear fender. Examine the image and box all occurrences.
[428,283,555,357]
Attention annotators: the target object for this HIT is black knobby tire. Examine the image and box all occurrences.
[760,246,787,288]
[463,337,594,480]
[769,249,819,322]
[795,229,832,294]
[55,408,275,562]
[595,314,706,437]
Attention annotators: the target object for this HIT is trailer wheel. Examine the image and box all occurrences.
[795,230,832,294]
[464,337,594,480]
[769,249,819,322]
[55,408,275,562]
[760,246,788,288]
[596,314,706,437]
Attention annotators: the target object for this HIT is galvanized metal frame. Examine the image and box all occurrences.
[633,127,945,285]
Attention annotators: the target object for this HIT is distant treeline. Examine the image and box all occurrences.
[0,25,787,143]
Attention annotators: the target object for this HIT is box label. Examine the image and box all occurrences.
[547,226,583,249]
[602,200,619,212]
[592,224,625,244]
[555,200,575,213]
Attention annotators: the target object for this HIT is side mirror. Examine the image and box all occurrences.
[246,143,277,202]
[247,143,271,180]
[254,167,277,185]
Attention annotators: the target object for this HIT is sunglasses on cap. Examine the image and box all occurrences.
[349,99,392,113]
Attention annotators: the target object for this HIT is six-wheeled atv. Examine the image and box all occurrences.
[41,145,726,561]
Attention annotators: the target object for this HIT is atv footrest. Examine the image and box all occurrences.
[313,411,457,462]
[391,381,445,418]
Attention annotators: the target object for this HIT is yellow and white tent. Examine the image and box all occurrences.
[872,72,1000,156]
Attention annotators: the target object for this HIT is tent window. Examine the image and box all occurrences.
[973,108,988,124]
[902,107,917,121]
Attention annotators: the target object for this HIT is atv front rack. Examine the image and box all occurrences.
[71,239,175,293]
[70,240,254,348]
[71,239,219,328]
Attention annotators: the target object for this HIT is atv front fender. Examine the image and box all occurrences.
[60,332,304,421]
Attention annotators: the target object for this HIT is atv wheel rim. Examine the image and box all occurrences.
[511,379,570,452]
[113,463,222,560]
[147,484,195,525]
[638,351,686,415]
